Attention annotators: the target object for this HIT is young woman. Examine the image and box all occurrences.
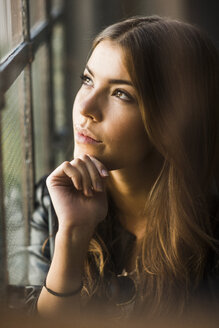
[26,16,219,320]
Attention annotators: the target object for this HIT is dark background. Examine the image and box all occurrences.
[64,0,219,121]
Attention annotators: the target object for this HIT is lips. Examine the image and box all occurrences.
[74,125,102,144]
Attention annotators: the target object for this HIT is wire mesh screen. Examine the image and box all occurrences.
[1,72,28,286]
[0,0,23,63]
[32,44,51,182]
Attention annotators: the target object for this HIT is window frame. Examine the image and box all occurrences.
[0,0,66,305]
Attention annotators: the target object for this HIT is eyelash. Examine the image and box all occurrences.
[79,73,134,103]
[112,89,133,102]
[80,73,92,86]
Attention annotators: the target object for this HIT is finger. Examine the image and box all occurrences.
[70,158,93,197]
[78,154,104,193]
[85,155,109,178]
[47,161,83,191]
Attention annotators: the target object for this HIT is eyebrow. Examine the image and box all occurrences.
[85,65,133,86]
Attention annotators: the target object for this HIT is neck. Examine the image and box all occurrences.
[107,149,163,240]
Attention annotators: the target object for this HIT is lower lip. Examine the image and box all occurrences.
[75,132,102,145]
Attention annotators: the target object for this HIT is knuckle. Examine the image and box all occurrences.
[73,158,83,166]
[62,161,70,169]
[79,154,88,161]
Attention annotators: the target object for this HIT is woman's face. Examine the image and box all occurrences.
[73,40,153,170]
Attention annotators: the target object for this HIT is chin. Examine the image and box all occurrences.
[73,146,94,158]
[73,148,82,158]
[73,146,128,171]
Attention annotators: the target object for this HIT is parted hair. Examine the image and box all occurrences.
[83,16,219,316]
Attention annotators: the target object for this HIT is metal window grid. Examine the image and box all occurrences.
[0,0,66,307]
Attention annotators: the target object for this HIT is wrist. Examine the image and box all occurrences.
[43,277,83,297]
[57,224,95,241]
[55,225,95,261]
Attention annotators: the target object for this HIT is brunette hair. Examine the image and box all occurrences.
[83,16,219,316]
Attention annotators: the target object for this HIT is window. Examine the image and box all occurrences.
[0,0,23,62]
[0,0,70,309]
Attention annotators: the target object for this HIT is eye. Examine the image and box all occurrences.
[80,74,93,86]
[112,89,133,102]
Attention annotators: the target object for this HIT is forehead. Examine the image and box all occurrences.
[87,40,131,80]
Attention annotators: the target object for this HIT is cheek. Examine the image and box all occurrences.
[72,106,76,122]
[72,96,79,121]
[116,113,147,143]
[107,115,151,157]
[72,88,84,117]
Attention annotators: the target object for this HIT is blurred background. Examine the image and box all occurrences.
[0,0,218,310]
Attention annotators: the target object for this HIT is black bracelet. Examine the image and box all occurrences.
[43,278,83,297]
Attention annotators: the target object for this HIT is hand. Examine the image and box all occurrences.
[46,154,109,232]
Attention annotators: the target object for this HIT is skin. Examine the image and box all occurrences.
[37,40,163,317]
[73,41,152,171]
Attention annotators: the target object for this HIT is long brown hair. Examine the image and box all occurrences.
[83,16,219,316]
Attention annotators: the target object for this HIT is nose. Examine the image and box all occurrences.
[79,90,103,122]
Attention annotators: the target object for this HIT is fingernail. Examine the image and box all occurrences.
[101,169,109,177]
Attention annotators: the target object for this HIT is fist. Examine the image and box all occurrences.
[46,154,109,231]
